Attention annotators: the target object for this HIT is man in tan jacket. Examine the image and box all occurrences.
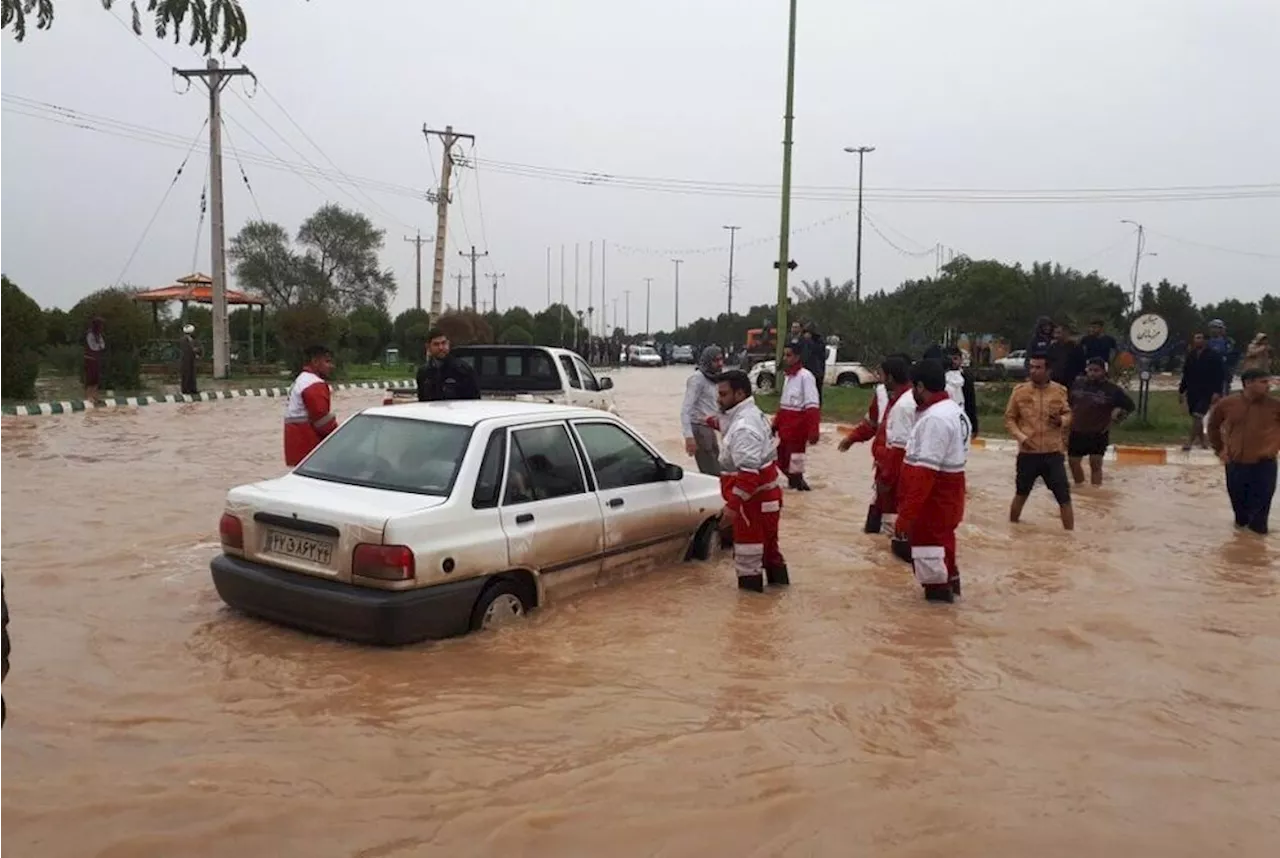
[1004,354,1074,530]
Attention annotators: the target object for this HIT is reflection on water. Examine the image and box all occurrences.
[2,368,1278,857]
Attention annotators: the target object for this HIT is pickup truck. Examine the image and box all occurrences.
[748,344,876,393]
[385,345,618,412]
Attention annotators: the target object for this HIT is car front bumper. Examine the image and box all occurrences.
[211,554,488,646]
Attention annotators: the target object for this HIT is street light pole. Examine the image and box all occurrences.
[723,225,740,315]
[774,0,799,367]
[671,258,683,330]
[843,145,875,304]
[644,277,653,336]
[1120,219,1154,313]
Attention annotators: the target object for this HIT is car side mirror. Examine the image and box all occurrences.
[658,461,683,481]
[599,377,614,390]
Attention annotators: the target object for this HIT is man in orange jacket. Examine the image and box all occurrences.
[839,354,913,533]
[283,345,337,466]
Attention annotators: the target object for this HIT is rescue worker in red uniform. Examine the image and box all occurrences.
[283,345,337,466]
[839,355,913,533]
[772,341,821,491]
[716,370,788,593]
[892,359,971,603]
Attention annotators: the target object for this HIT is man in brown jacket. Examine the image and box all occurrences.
[1207,368,1279,535]
[1004,354,1074,530]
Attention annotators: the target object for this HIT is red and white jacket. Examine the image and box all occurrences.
[845,382,913,473]
[283,369,337,466]
[717,396,784,513]
[772,363,821,444]
[878,386,920,492]
[895,392,970,540]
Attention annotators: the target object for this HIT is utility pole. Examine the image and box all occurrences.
[774,0,799,366]
[624,289,632,335]
[459,245,488,312]
[559,244,566,346]
[545,246,552,307]
[1121,219,1152,313]
[843,145,875,303]
[489,273,505,314]
[723,225,740,315]
[644,277,653,336]
[403,230,431,310]
[175,58,253,380]
[454,271,465,310]
[423,125,475,318]
[671,258,683,330]
[574,243,581,350]
[588,241,595,337]
[601,239,608,337]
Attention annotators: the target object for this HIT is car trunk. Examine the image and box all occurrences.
[226,474,446,585]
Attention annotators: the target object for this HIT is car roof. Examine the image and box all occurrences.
[454,344,579,357]
[360,400,607,426]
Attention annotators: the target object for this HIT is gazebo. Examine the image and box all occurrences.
[133,273,268,361]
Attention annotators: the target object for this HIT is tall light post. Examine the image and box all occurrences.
[1120,219,1157,314]
[644,277,653,336]
[773,0,799,366]
[843,145,875,303]
[723,225,740,315]
[671,258,683,330]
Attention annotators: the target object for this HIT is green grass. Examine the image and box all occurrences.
[758,384,1204,447]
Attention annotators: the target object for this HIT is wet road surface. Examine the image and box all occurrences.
[2,367,1278,857]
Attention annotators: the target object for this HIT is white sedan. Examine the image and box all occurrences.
[629,346,664,367]
[211,401,724,645]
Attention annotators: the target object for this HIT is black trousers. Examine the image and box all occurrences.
[1225,458,1276,535]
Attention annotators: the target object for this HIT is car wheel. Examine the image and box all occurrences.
[469,578,534,632]
[685,517,718,561]
[836,373,861,388]
[756,372,775,393]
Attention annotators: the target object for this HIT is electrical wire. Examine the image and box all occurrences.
[1145,229,1280,260]
[220,117,265,221]
[113,119,209,286]
[191,159,210,274]
[861,212,937,258]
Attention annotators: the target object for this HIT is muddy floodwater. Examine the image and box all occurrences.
[2,367,1277,857]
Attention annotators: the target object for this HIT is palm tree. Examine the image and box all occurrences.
[3,0,254,56]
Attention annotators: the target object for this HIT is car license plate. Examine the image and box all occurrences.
[266,530,334,565]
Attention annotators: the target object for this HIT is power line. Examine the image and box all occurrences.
[1145,229,1280,260]
[220,117,265,221]
[861,211,936,258]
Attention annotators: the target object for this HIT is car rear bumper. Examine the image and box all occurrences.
[211,554,488,646]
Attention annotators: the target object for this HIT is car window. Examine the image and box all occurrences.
[295,414,471,496]
[471,430,507,509]
[504,424,586,505]
[574,357,600,392]
[559,356,582,389]
[574,421,663,491]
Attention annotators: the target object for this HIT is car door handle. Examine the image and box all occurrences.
[515,513,534,524]
[608,498,624,508]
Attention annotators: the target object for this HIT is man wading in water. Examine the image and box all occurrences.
[1179,332,1225,451]
[681,345,725,475]
[179,324,201,396]
[839,355,913,533]
[1067,358,1135,485]
[1207,368,1280,535]
[283,346,337,466]
[1005,354,1075,530]
[771,341,821,491]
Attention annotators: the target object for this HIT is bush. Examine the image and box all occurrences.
[499,324,533,345]
[2,276,46,399]
[437,309,493,346]
[393,308,431,359]
[68,287,152,389]
[275,303,340,372]
[42,344,83,377]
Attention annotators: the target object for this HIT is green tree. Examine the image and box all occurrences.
[499,324,533,345]
[67,287,151,389]
[274,303,339,372]
[345,305,392,361]
[41,306,71,347]
[297,204,396,312]
[392,308,431,361]
[1,275,45,399]
[3,0,253,55]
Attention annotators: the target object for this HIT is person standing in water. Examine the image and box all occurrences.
[893,359,971,603]
[1179,332,1225,451]
[839,355,913,533]
[772,340,821,491]
[179,324,201,396]
[944,346,979,436]
[1067,358,1135,485]
[1207,368,1279,535]
[83,316,106,402]
[681,345,725,475]
[1005,354,1075,530]
[715,370,788,593]
[283,345,337,466]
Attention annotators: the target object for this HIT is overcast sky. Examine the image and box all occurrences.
[3,0,1277,331]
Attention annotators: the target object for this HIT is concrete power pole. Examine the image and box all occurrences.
[175,58,253,380]
[671,258,683,330]
[489,273,505,314]
[423,125,475,318]
[453,271,465,311]
[545,246,552,308]
[403,230,432,310]
[843,145,875,303]
[644,277,653,336]
[600,239,607,337]
[723,225,740,316]
[459,245,488,312]
[573,243,581,350]
[624,289,632,335]
[559,244,566,346]
[1121,219,1150,313]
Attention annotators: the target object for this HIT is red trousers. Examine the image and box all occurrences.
[907,519,959,588]
[730,496,784,578]
[776,439,808,476]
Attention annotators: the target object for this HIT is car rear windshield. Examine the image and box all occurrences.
[452,347,561,392]
[294,414,472,496]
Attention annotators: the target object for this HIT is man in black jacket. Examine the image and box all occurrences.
[416,329,481,402]
[802,324,827,403]
[1178,331,1225,450]
[1047,324,1087,388]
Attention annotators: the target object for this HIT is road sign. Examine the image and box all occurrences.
[1128,313,1169,355]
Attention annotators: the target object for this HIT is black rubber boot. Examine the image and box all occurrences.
[890,536,913,564]
[924,584,955,603]
[738,574,765,593]
[795,476,812,491]
[787,473,804,491]
[950,576,961,597]
[765,563,790,587]
[863,505,882,534]
[718,526,735,550]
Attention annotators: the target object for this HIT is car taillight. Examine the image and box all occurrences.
[352,544,415,581]
[219,513,244,550]
[382,396,394,405]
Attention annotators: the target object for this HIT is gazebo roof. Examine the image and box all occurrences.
[133,273,266,306]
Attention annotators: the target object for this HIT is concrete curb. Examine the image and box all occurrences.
[829,423,1219,466]
[1,380,415,417]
